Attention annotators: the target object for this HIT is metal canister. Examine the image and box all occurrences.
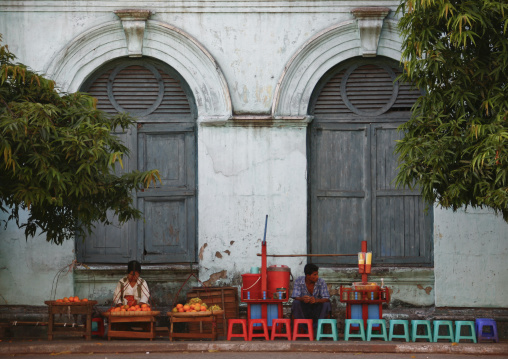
[275,288,286,300]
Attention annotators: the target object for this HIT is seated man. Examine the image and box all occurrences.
[291,263,331,330]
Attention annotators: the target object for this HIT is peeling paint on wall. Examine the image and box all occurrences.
[215,251,223,259]
[417,284,433,295]
[199,243,208,261]
[203,270,227,287]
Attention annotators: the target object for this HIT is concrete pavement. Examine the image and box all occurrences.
[1,339,507,356]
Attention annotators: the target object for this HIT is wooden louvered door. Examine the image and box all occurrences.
[76,58,197,264]
[309,58,432,265]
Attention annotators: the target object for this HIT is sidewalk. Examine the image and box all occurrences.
[1,338,507,356]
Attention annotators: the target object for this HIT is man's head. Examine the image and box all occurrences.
[127,260,141,283]
[304,263,319,283]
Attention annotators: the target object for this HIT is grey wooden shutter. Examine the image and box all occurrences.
[309,58,432,265]
[76,58,197,263]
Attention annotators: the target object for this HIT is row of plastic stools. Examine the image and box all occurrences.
[227,318,499,342]
[343,318,498,343]
[227,318,316,341]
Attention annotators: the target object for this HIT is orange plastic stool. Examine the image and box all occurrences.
[271,318,292,340]
[292,319,314,341]
[248,318,269,340]
[227,319,248,341]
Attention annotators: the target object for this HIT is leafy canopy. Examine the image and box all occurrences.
[0,36,160,244]
[395,0,508,221]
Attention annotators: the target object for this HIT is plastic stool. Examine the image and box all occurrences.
[388,320,410,342]
[292,319,314,341]
[271,318,291,340]
[433,320,454,342]
[227,319,248,341]
[366,319,387,341]
[411,320,433,342]
[91,317,104,337]
[248,318,269,340]
[476,318,499,343]
[316,319,338,341]
[455,321,476,343]
[344,319,365,341]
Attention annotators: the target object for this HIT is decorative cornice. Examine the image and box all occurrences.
[199,115,312,127]
[114,9,152,57]
[351,7,390,57]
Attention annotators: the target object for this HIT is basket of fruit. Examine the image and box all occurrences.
[45,297,96,305]
[103,303,160,316]
[168,297,223,317]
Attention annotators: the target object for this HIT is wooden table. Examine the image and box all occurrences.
[44,300,97,341]
[168,311,222,341]
[104,312,159,340]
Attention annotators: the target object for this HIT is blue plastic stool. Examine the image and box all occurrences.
[388,320,410,342]
[455,321,476,343]
[433,320,454,342]
[411,320,433,342]
[316,319,338,341]
[476,318,499,343]
[344,319,365,341]
[366,319,387,341]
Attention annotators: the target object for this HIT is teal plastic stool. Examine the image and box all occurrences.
[433,320,454,342]
[411,320,433,342]
[388,320,410,342]
[366,319,387,341]
[344,319,365,341]
[316,319,338,341]
[455,321,477,343]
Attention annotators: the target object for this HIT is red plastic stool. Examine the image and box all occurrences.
[271,318,292,340]
[292,319,314,341]
[248,318,269,340]
[227,319,248,341]
[91,317,104,337]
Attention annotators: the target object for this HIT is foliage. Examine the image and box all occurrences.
[0,36,160,244]
[395,0,508,221]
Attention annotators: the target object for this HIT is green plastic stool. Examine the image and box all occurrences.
[388,320,410,342]
[344,319,366,341]
[455,321,477,343]
[316,319,338,341]
[366,319,387,341]
[433,320,454,342]
[411,320,433,342]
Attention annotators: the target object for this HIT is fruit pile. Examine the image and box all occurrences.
[110,303,152,313]
[171,297,221,313]
[55,296,89,303]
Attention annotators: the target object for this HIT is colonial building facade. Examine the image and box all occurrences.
[0,1,506,330]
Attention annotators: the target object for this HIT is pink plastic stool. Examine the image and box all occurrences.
[248,318,269,340]
[292,319,314,341]
[227,319,248,341]
[271,318,292,340]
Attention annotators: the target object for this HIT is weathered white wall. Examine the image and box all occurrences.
[434,206,508,307]
[0,211,74,305]
[197,125,308,283]
[0,0,507,309]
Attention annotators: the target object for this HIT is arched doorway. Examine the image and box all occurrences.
[76,57,197,264]
[308,57,433,266]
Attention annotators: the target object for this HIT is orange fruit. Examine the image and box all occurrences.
[178,308,184,312]
[200,307,207,311]
[141,304,148,309]
[63,297,69,302]
[56,299,63,303]
[176,304,183,309]
[81,298,88,302]
[183,305,190,311]
[74,296,79,302]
